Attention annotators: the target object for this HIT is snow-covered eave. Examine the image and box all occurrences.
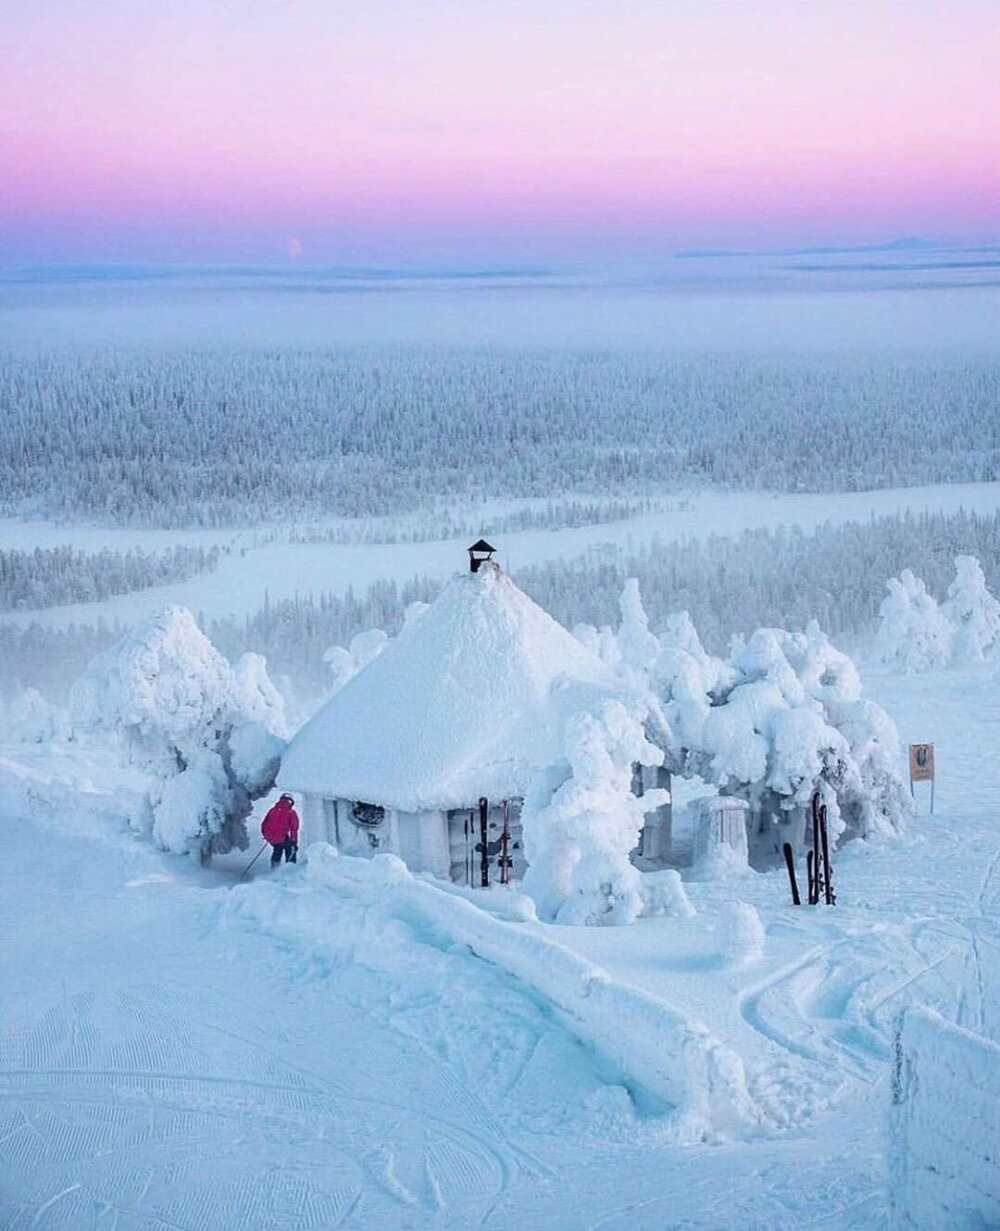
[277,756,544,814]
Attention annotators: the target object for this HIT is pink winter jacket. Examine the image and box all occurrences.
[261,799,300,845]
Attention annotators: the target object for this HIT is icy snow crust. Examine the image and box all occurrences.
[279,564,629,810]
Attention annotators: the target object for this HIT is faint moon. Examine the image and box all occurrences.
[287,237,304,258]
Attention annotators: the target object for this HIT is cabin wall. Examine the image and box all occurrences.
[298,793,328,849]
[394,810,451,880]
[301,795,449,877]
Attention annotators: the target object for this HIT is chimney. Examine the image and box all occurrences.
[467,539,497,573]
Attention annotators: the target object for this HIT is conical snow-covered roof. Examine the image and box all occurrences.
[279,562,627,811]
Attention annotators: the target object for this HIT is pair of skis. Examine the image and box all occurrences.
[782,795,835,906]
[471,798,515,887]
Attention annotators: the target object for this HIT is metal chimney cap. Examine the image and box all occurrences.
[468,539,497,572]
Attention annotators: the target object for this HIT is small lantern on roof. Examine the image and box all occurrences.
[468,539,496,573]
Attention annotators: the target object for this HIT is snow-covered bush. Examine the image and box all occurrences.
[521,700,669,926]
[714,902,765,966]
[70,607,286,857]
[875,569,953,673]
[943,554,1000,664]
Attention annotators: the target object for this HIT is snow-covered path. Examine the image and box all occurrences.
[3,664,999,1229]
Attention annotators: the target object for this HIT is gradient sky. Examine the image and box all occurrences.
[2,0,998,265]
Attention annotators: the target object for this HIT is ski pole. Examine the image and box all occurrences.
[241,842,268,880]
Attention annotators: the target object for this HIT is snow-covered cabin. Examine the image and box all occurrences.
[278,549,670,883]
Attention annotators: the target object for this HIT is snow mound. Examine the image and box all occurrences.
[280,564,631,811]
[714,902,765,966]
[641,868,696,919]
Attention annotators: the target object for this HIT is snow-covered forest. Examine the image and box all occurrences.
[3,505,997,703]
[0,543,220,611]
[2,348,998,525]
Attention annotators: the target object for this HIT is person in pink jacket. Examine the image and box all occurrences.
[261,794,300,866]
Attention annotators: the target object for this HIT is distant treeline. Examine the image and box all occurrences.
[1,348,998,526]
[4,507,998,705]
[0,544,220,611]
[286,497,661,545]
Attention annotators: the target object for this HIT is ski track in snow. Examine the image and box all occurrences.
[0,834,527,1231]
[3,666,1000,1228]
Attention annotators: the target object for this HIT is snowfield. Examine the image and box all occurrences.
[3,480,1000,631]
[2,660,998,1229]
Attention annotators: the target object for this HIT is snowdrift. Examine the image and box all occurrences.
[228,845,762,1140]
[889,1005,1000,1231]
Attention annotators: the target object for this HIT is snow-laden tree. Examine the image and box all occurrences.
[322,626,390,695]
[233,651,289,738]
[70,607,286,857]
[617,577,660,686]
[654,609,739,753]
[599,575,910,844]
[521,700,668,926]
[943,555,1000,664]
[875,569,953,673]
[698,621,909,840]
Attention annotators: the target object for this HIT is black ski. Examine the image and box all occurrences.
[478,796,490,888]
[500,799,512,885]
[819,803,836,905]
[782,842,801,905]
[808,796,820,904]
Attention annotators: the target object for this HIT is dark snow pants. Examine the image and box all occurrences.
[270,839,297,865]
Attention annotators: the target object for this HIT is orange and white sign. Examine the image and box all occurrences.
[909,743,935,782]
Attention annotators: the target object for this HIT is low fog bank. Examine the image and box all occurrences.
[2,249,998,353]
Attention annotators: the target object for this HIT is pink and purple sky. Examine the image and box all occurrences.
[2,0,998,266]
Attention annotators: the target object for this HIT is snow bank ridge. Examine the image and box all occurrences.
[288,846,761,1139]
[888,1005,1000,1231]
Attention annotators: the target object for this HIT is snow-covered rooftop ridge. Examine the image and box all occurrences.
[279,562,631,811]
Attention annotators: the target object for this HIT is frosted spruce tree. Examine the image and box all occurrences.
[874,569,952,673]
[602,577,910,843]
[521,700,668,926]
[942,555,1000,664]
[70,607,285,858]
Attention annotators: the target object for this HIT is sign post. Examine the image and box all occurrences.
[908,743,935,813]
